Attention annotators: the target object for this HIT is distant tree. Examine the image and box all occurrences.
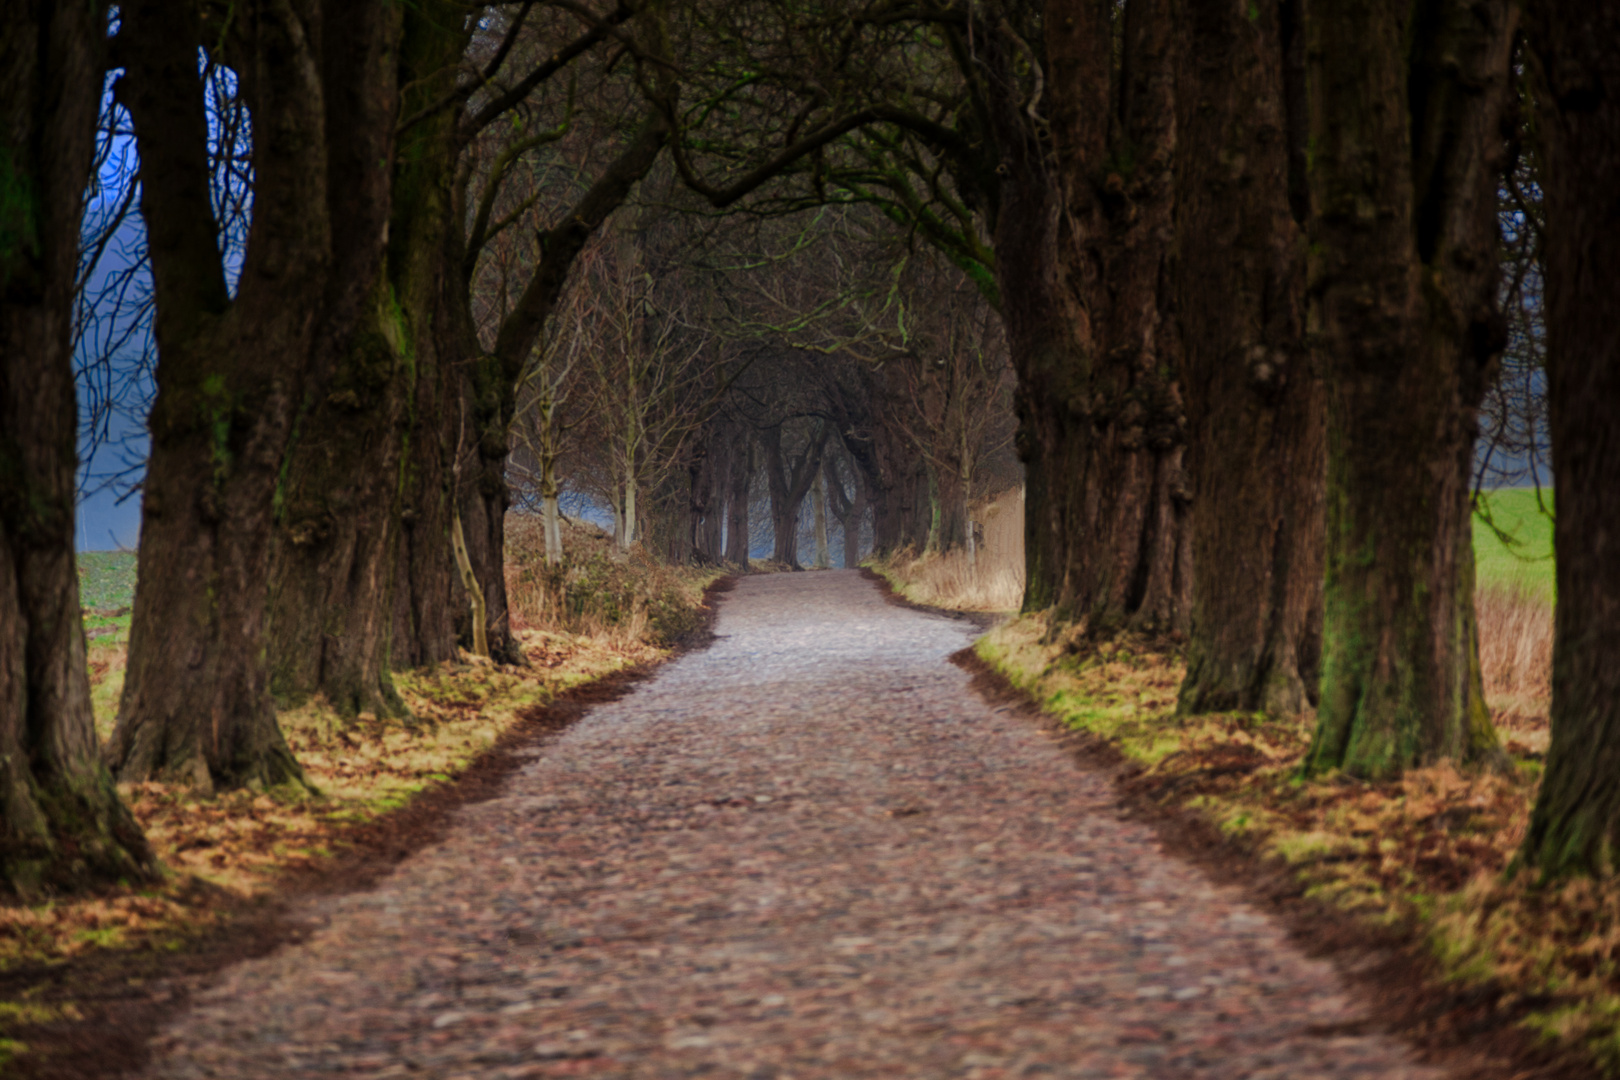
[0,0,156,895]
[758,419,830,568]
[883,257,1016,560]
[510,285,594,567]
[561,222,727,553]
[822,448,866,568]
[269,0,668,682]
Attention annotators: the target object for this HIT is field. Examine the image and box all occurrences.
[1471,489,1555,727]
[1474,486,1555,598]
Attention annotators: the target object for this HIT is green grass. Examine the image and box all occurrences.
[76,550,138,612]
[77,551,137,737]
[1473,488,1554,598]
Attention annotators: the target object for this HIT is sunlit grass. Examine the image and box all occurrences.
[1474,487,1555,599]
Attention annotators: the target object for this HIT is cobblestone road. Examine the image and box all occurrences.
[143,571,1441,1079]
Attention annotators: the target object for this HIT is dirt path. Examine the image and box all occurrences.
[142,571,1439,1079]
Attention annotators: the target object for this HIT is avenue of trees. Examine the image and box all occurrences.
[1,0,1617,894]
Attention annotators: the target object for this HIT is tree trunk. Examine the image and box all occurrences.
[761,424,828,568]
[896,460,929,551]
[542,492,563,565]
[110,0,334,791]
[267,284,409,715]
[991,0,1190,630]
[391,297,458,671]
[620,465,639,549]
[265,1,407,717]
[1518,1,1620,876]
[390,212,465,671]
[1173,0,1325,717]
[848,473,867,568]
[450,511,489,658]
[811,473,830,567]
[452,337,524,661]
[0,0,156,896]
[933,462,970,553]
[454,113,668,655]
[866,461,900,555]
[690,431,723,563]
[824,456,861,569]
[647,469,693,565]
[724,430,753,565]
[1302,0,1514,778]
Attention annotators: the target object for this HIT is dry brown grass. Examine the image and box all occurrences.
[871,487,1026,612]
[1478,583,1553,753]
[505,515,720,649]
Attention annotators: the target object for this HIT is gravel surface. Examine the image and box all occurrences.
[143,571,1441,1079]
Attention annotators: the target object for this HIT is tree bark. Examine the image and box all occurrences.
[811,473,830,567]
[933,462,970,554]
[724,428,753,565]
[824,456,862,568]
[265,0,407,716]
[1302,0,1514,778]
[690,428,724,563]
[990,0,1190,630]
[0,0,156,895]
[1173,0,1324,717]
[259,1,468,679]
[1517,0,1620,876]
[848,472,868,567]
[110,0,333,791]
[391,273,459,671]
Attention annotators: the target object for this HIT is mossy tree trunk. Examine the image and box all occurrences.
[1301,0,1515,778]
[1173,0,1325,717]
[270,6,659,679]
[1517,0,1620,876]
[0,0,157,896]
[987,0,1190,630]
[266,1,409,717]
[109,0,353,792]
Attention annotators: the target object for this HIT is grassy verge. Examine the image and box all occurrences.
[2,522,722,1071]
[974,615,1615,1070]
[880,493,1611,1072]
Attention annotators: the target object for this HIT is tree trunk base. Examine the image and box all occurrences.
[1,771,157,900]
